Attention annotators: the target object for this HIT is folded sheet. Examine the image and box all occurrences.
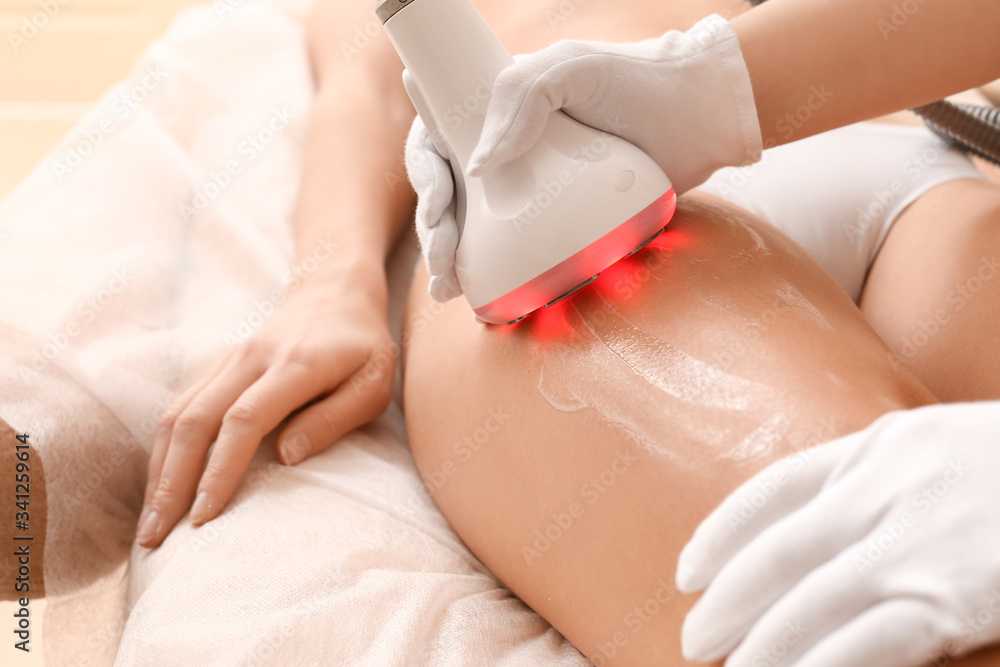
[0,1,587,664]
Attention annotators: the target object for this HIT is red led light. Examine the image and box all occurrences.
[475,189,677,325]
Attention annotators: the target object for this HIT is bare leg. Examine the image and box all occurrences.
[861,178,1000,402]
[401,192,941,665]
[0,324,145,602]
[0,418,46,600]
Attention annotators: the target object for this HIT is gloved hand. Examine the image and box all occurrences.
[405,116,463,302]
[676,401,1000,667]
[404,14,762,302]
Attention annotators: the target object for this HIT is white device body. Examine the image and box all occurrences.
[379,0,676,324]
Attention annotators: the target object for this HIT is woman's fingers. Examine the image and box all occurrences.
[137,354,267,548]
[279,356,394,465]
[190,352,367,524]
[139,337,385,548]
[136,305,396,551]
[142,354,231,511]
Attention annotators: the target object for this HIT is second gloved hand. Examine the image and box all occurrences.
[404,14,762,302]
[405,116,463,303]
[676,401,1000,667]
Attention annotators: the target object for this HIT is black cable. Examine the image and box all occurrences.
[912,101,1000,166]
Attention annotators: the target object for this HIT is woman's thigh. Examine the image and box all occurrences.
[401,192,937,665]
[860,178,1000,402]
[0,324,146,600]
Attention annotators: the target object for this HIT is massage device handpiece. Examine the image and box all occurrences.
[377,0,677,324]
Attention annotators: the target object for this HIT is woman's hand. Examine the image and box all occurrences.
[135,263,395,548]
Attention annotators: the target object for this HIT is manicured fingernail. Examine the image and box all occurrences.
[280,433,312,466]
[190,492,212,525]
[136,510,160,546]
[137,504,150,532]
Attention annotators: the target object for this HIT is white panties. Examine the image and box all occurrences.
[698,122,986,301]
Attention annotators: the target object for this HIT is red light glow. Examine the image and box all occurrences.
[475,189,678,325]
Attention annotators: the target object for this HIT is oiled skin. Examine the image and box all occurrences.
[398,2,1000,663]
[402,193,952,665]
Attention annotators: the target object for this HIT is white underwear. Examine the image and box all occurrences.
[698,122,987,302]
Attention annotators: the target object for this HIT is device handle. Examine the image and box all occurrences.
[402,69,449,157]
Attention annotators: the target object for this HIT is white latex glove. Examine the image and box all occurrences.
[405,116,463,302]
[404,14,762,302]
[676,401,1000,667]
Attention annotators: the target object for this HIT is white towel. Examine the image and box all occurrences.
[0,1,587,664]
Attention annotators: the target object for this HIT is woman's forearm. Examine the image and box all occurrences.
[733,0,1000,146]
[139,3,418,550]
[293,86,414,281]
[296,0,416,287]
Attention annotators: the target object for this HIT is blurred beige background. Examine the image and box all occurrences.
[0,3,203,662]
[0,0,203,200]
[1,0,995,203]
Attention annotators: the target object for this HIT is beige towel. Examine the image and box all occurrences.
[0,1,587,664]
